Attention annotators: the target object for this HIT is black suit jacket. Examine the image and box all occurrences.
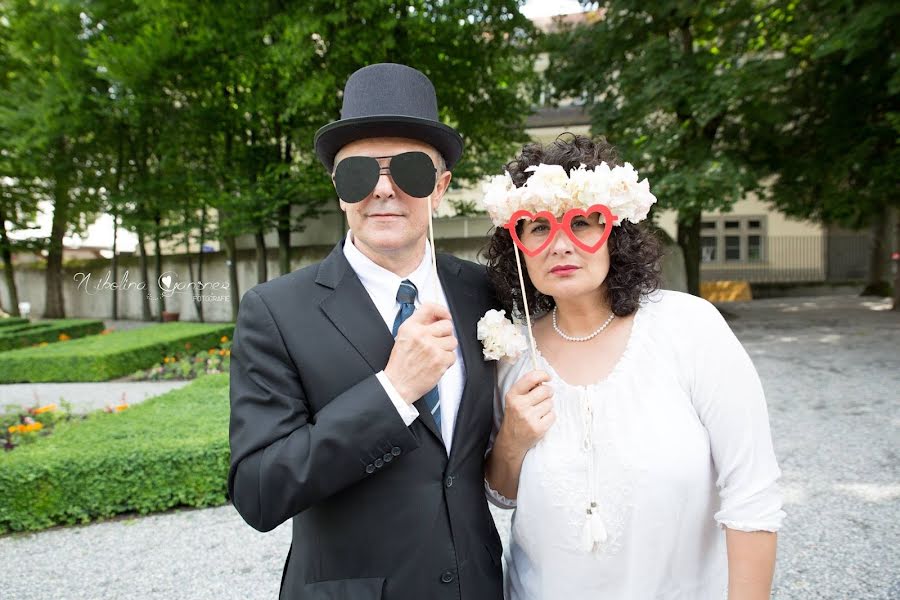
[228,241,503,600]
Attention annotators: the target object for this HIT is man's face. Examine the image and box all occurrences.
[333,137,452,259]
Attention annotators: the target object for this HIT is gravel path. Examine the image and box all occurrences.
[0,381,191,414]
[1,295,897,599]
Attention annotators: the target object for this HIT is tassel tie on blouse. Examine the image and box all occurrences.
[580,389,607,553]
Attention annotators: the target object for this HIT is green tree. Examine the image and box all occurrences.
[746,1,899,305]
[0,0,107,318]
[545,2,791,295]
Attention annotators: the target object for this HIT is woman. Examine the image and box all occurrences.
[482,135,784,599]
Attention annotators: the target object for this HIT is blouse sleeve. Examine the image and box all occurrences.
[484,353,525,509]
[690,300,785,532]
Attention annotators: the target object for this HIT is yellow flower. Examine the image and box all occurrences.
[115,403,129,412]
[220,335,229,343]
[58,333,71,341]
[208,349,216,354]
[100,328,113,335]
[224,349,231,356]
[39,341,49,347]
[7,425,16,434]
[218,349,226,356]
[33,404,57,415]
[26,422,43,433]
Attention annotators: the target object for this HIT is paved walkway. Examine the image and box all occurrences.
[0,381,191,414]
[1,295,898,599]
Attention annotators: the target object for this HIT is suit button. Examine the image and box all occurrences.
[440,570,455,583]
[383,453,393,462]
[445,475,454,488]
[374,458,384,468]
[391,447,401,456]
[365,464,375,474]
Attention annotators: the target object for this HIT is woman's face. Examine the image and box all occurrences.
[519,211,612,302]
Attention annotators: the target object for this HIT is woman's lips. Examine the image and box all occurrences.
[550,265,579,275]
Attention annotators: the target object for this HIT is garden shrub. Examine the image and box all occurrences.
[0,374,231,533]
[0,319,105,352]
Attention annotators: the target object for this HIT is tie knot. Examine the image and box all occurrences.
[396,279,418,305]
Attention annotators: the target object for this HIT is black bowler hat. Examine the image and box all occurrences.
[314,63,464,173]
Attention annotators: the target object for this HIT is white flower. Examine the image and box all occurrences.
[477,160,657,228]
[477,309,527,362]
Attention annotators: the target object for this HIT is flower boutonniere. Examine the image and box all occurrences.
[476,309,527,362]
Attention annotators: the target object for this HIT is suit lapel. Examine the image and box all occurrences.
[317,242,443,443]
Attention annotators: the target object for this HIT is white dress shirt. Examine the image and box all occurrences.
[343,232,466,454]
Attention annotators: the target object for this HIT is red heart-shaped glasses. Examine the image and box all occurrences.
[504,204,618,257]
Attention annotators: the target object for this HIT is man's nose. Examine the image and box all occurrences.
[371,169,396,200]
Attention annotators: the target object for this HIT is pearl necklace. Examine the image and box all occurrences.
[552,306,615,342]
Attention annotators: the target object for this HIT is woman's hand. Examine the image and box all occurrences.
[499,370,555,453]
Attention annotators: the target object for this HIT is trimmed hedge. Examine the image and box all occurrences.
[0,374,230,534]
[0,317,29,329]
[0,322,234,383]
[0,319,106,352]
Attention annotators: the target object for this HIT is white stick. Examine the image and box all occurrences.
[512,244,539,372]
[428,195,439,300]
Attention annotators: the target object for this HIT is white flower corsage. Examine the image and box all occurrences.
[476,309,527,362]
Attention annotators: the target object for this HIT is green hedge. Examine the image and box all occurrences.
[0,322,234,383]
[0,317,29,329]
[0,374,230,534]
[0,319,106,352]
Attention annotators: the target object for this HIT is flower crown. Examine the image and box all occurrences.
[480,162,657,227]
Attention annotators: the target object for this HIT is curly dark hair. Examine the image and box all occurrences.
[483,133,664,318]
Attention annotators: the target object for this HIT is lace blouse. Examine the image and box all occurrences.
[488,289,784,599]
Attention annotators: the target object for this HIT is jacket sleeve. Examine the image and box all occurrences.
[227,288,420,532]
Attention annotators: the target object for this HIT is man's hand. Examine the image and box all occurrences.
[498,370,555,454]
[384,302,457,403]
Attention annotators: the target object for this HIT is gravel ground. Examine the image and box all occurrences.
[0,381,191,414]
[1,295,897,599]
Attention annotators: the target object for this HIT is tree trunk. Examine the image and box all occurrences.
[44,148,70,318]
[892,206,899,311]
[225,234,240,321]
[111,129,125,321]
[137,228,153,321]
[677,209,702,297]
[255,230,268,284]
[0,208,20,316]
[154,215,165,320]
[278,139,293,276]
[188,206,206,322]
[862,204,889,296]
[111,210,119,320]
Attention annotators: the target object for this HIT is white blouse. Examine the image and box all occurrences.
[489,289,784,600]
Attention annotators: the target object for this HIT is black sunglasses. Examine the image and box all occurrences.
[333,151,437,203]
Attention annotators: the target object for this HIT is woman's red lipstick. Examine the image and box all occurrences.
[550,264,579,275]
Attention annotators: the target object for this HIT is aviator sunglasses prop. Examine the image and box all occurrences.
[333,150,442,295]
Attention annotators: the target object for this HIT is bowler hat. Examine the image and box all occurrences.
[314,63,464,173]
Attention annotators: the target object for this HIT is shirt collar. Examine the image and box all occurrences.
[343,231,435,302]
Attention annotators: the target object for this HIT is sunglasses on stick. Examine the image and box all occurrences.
[333,151,437,203]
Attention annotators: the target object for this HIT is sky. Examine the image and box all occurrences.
[9,0,589,254]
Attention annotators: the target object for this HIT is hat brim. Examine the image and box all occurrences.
[314,115,464,173]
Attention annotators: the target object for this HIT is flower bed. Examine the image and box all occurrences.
[0,322,234,383]
[131,335,231,381]
[2,402,75,451]
[0,374,230,533]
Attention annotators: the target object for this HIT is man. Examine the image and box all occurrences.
[228,63,503,600]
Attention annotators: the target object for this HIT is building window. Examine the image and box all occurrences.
[701,236,717,262]
[700,216,767,263]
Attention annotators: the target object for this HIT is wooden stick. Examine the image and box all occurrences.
[428,195,439,300]
[512,244,539,371]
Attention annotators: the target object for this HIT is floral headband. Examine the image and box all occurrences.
[480,162,657,228]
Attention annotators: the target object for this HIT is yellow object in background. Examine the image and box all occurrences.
[700,281,753,303]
